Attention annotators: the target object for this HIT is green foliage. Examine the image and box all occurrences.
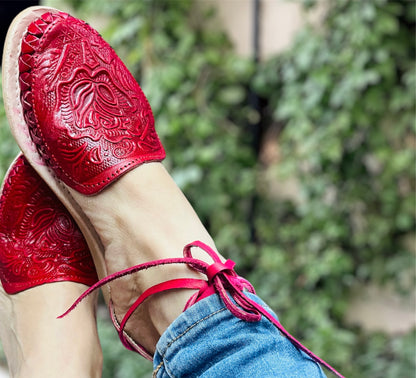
[0,78,20,177]
[254,0,415,376]
[255,0,415,290]
[97,315,153,377]
[355,330,416,378]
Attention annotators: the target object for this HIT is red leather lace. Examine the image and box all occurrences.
[60,241,344,377]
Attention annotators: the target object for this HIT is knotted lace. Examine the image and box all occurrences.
[59,240,344,378]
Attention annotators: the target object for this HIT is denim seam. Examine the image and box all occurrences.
[153,361,163,378]
[155,307,228,377]
[165,307,227,350]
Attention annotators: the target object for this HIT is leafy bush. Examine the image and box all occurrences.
[97,314,153,377]
[254,0,415,376]
[0,78,20,177]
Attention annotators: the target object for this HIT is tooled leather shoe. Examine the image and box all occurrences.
[18,9,165,195]
[0,154,98,293]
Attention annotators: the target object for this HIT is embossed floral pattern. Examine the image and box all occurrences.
[0,155,98,294]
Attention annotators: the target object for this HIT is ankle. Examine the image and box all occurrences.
[73,162,221,270]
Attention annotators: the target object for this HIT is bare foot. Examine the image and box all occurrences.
[70,162,223,354]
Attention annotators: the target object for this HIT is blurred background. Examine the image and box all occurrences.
[0,0,414,377]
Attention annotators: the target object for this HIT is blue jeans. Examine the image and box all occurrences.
[153,292,327,377]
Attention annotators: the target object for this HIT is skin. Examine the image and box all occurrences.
[0,283,102,378]
[71,162,224,354]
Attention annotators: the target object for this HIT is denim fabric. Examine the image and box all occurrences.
[153,292,327,377]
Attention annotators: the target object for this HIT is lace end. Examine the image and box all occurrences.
[57,295,85,319]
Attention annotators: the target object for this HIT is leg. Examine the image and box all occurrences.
[0,283,102,378]
[0,155,102,377]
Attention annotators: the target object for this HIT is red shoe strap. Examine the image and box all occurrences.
[59,241,344,378]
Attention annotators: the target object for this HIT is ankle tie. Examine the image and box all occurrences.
[59,241,344,378]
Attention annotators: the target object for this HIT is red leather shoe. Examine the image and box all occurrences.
[0,154,98,294]
[2,8,343,377]
[18,9,165,195]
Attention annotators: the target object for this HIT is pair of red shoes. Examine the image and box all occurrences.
[0,6,165,360]
[0,5,252,361]
[0,6,343,377]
